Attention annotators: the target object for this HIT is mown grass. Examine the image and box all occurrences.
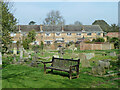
[2,64,119,88]
[2,49,119,88]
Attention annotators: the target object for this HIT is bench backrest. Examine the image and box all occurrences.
[52,57,80,69]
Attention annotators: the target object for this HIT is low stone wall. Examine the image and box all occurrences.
[80,43,114,50]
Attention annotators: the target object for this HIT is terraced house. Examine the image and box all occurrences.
[11,25,104,45]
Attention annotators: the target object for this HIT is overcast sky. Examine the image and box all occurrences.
[13,1,118,25]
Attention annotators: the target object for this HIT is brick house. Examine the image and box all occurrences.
[11,25,104,45]
[105,32,119,38]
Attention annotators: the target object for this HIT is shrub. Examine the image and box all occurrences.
[110,37,118,43]
[95,37,105,42]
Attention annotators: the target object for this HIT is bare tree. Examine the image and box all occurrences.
[43,10,65,25]
[74,21,82,25]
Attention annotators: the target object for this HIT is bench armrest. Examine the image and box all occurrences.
[42,61,52,64]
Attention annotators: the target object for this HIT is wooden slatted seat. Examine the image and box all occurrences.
[42,56,80,80]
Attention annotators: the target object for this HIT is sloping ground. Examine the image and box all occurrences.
[2,64,119,88]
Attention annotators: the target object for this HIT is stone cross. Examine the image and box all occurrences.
[13,48,17,63]
[13,47,17,55]
[20,47,23,60]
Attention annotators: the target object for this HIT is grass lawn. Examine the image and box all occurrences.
[2,64,119,88]
[2,49,119,88]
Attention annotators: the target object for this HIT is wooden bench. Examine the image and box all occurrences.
[42,56,80,80]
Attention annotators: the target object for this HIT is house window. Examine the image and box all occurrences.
[76,33,81,36]
[87,33,91,35]
[97,33,101,35]
[56,32,61,36]
[67,33,71,36]
[45,33,51,36]
[44,40,52,44]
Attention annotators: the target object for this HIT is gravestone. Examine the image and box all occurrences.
[13,48,17,63]
[58,47,64,58]
[13,47,17,55]
[68,44,75,51]
[74,47,77,51]
[28,53,31,58]
[30,60,38,67]
[0,52,1,64]
[71,53,79,59]
[92,65,105,75]
[20,47,23,60]
[79,53,91,67]
[84,53,95,60]
[53,55,59,58]
[23,49,29,57]
[98,60,110,70]
[110,52,116,56]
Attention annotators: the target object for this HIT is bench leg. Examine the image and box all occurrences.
[51,69,53,73]
[69,71,72,80]
[44,64,46,74]
[44,68,46,74]
[77,67,79,78]
[77,73,79,78]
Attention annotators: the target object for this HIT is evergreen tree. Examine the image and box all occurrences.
[1,1,17,53]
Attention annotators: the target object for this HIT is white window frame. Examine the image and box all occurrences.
[45,33,51,36]
[56,32,61,36]
[97,33,101,35]
[67,33,72,36]
[76,33,81,36]
[44,40,53,44]
[87,33,92,36]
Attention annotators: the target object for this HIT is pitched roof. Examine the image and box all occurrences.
[42,25,62,32]
[83,25,103,32]
[15,25,40,32]
[15,25,103,33]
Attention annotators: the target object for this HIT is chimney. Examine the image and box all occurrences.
[62,26,64,32]
[82,25,85,32]
[19,25,21,33]
[40,25,43,32]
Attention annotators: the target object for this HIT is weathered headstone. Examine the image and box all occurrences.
[68,44,75,51]
[92,65,105,75]
[84,53,95,60]
[58,47,64,58]
[28,53,31,58]
[110,52,116,56]
[20,47,23,60]
[79,53,91,67]
[98,60,110,70]
[24,49,29,57]
[13,47,17,55]
[30,61,38,67]
[71,53,79,59]
[13,48,17,63]
[74,47,77,51]
[53,55,59,58]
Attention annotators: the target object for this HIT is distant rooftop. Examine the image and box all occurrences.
[15,25,103,33]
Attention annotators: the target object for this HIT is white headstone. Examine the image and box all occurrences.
[84,53,95,60]
[13,48,17,55]
[53,55,59,58]
[20,47,23,60]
